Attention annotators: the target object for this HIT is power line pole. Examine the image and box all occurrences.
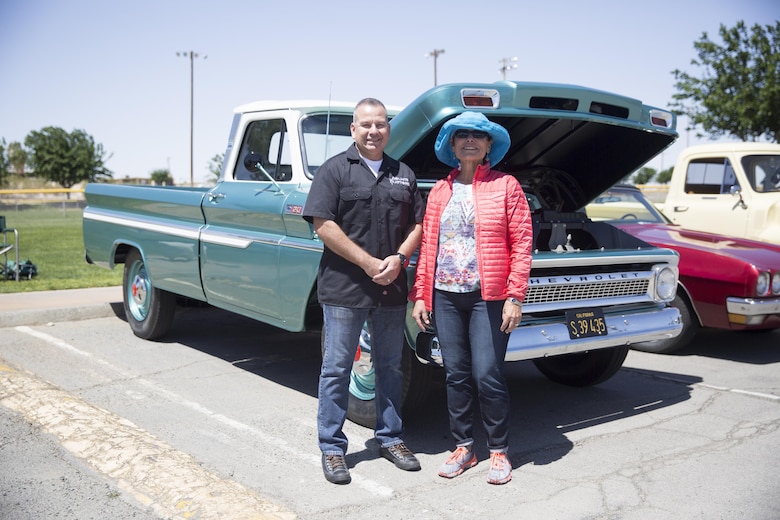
[499,56,518,80]
[425,49,445,86]
[177,51,207,186]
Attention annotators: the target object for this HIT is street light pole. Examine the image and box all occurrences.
[499,56,518,80]
[425,49,445,86]
[177,51,206,186]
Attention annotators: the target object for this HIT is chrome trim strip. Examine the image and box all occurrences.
[280,236,323,253]
[199,228,322,253]
[726,296,780,316]
[531,252,678,268]
[83,208,200,240]
[527,270,651,285]
[85,207,324,254]
[200,229,260,249]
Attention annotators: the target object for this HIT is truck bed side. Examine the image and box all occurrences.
[83,183,209,301]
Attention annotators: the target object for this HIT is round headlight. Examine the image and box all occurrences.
[757,272,770,296]
[772,272,780,295]
[656,266,677,301]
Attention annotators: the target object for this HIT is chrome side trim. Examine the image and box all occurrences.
[86,207,324,254]
[199,228,322,253]
[83,208,200,240]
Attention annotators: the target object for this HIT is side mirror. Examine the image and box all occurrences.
[242,151,283,194]
[729,185,747,210]
[243,152,263,173]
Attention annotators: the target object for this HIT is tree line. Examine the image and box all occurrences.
[0,127,176,189]
[2,21,778,188]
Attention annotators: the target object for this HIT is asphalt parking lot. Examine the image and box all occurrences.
[1,289,779,519]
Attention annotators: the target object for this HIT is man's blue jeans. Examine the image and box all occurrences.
[318,304,407,456]
[433,289,511,451]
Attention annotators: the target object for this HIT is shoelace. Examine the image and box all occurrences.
[490,452,508,471]
[325,455,347,471]
[446,447,471,465]
[391,443,413,458]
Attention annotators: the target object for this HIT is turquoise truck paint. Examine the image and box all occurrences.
[83,81,685,423]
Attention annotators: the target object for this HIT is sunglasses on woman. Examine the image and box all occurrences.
[453,130,489,140]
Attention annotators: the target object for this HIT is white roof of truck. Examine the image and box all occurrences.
[233,100,403,116]
[233,100,358,114]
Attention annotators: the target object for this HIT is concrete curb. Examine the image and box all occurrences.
[0,286,123,328]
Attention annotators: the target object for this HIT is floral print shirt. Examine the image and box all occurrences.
[434,180,480,293]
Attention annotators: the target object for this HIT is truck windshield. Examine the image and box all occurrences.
[301,113,354,177]
[743,155,780,193]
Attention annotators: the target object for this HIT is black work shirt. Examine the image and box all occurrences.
[303,143,424,308]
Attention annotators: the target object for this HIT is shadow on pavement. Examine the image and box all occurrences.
[143,303,701,470]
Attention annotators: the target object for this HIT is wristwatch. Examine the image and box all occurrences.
[396,252,409,268]
[507,297,522,307]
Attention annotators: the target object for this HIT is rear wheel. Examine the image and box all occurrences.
[533,346,629,386]
[321,322,431,428]
[632,293,699,354]
[122,249,176,340]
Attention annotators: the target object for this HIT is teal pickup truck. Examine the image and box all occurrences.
[83,82,682,426]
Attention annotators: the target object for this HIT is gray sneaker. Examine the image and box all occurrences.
[322,454,351,484]
[486,451,512,485]
[438,446,477,478]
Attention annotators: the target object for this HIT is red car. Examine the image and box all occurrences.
[584,184,780,353]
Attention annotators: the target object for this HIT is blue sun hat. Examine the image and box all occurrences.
[434,111,511,168]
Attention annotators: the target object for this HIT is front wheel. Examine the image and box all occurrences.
[321,323,431,428]
[631,293,699,354]
[122,249,176,340]
[533,346,629,386]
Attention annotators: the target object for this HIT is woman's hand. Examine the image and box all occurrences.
[412,300,432,331]
[500,300,522,334]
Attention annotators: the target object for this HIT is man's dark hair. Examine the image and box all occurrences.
[353,98,387,122]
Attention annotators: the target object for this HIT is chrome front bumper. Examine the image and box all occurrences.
[414,306,682,366]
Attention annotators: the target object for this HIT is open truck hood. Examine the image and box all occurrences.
[386,82,678,213]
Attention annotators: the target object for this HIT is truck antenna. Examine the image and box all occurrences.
[324,81,333,160]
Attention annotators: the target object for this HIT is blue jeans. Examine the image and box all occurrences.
[318,304,407,455]
[433,289,510,451]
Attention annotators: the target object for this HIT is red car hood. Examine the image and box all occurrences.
[616,222,780,269]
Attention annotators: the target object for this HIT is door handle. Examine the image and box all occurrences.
[208,192,226,202]
[673,206,688,212]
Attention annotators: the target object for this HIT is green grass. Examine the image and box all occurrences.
[0,206,122,293]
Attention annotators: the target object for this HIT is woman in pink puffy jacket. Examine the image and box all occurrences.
[410,111,533,485]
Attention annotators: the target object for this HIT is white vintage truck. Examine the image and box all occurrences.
[662,142,780,244]
[83,81,683,427]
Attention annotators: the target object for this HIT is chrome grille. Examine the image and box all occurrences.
[524,278,650,305]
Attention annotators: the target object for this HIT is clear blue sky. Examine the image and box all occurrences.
[1,0,776,185]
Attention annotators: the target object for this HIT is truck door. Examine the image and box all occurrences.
[668,156,749,238]
[200,117,293,322]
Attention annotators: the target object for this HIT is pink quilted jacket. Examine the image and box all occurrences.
[410,163,533,309]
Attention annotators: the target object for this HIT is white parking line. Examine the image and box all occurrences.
[700,383,780,401]
[0,361,295,520]
[642,371,780,402]
[11,327,395,499]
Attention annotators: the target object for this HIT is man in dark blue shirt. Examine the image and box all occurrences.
[303,98,424,485]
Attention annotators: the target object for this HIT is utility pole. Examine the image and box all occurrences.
[425,49,445,86]
[499,56,518,80]
[177,51,207,186]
